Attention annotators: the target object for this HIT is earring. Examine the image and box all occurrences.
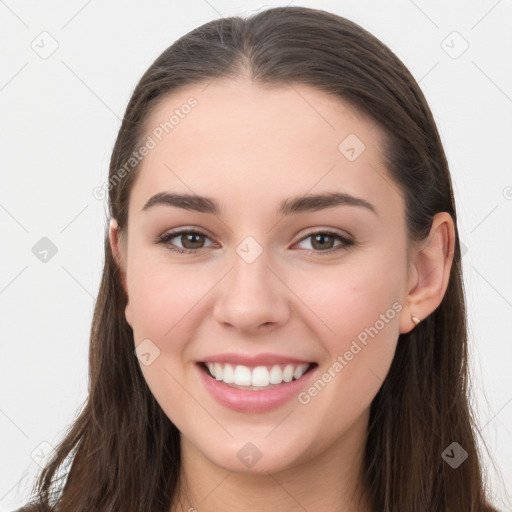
[411,315,420,326]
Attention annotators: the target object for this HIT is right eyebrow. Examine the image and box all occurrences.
[142,192,219,214]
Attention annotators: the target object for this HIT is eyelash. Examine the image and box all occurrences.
[154,228,354,256]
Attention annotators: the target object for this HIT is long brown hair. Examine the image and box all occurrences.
[21,6,499,511]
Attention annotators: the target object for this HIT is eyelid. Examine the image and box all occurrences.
[297,226,352,240]
[156,226,216,242]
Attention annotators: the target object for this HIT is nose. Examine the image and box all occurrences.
[212,248,290,335]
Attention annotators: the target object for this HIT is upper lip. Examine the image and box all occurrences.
[199,353,315,366]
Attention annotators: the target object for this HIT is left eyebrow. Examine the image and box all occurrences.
[278,191,377,216]
[141,191,377,216]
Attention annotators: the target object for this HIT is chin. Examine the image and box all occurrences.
[186,429,315,476]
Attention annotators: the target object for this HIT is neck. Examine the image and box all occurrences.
[170,410,372,512]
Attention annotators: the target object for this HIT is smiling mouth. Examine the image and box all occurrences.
[199,361,318,390]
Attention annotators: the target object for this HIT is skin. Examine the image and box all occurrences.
[109,77,455,512]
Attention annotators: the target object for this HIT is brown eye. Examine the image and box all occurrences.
[155,230,214,254]
[310,233,336,250]
[178,232,206,249]
[296,231,354,255]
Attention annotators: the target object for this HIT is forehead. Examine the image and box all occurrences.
[130,78,404,222]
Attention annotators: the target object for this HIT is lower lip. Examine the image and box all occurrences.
[197,363,318,413]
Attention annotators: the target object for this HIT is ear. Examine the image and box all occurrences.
[399,212,456,334]
[109,218,126,287]
[108,218,133,327]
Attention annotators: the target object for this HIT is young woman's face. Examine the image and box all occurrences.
[115,78,418,474]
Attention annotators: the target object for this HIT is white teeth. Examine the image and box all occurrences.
[293,364,309,380]
[233,365,252,386]
[251,366,269,387]
[222,363,234,383]
[214,362,223,381]
[282,364,294,383]
[269,365,282,384]
[204,362,312,388]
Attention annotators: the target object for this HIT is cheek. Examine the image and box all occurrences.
[301,259,402,342]
[126,260,208,429]
[127,254,213,339]
[126,258,223,404]
[297,259,403,403]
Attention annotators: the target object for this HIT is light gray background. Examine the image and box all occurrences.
[1,1,511,510]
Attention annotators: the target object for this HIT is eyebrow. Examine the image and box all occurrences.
[141,191,377,216]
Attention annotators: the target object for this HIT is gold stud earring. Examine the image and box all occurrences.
[411,315,420,326]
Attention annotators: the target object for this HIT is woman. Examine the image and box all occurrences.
[19,6,500,511]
